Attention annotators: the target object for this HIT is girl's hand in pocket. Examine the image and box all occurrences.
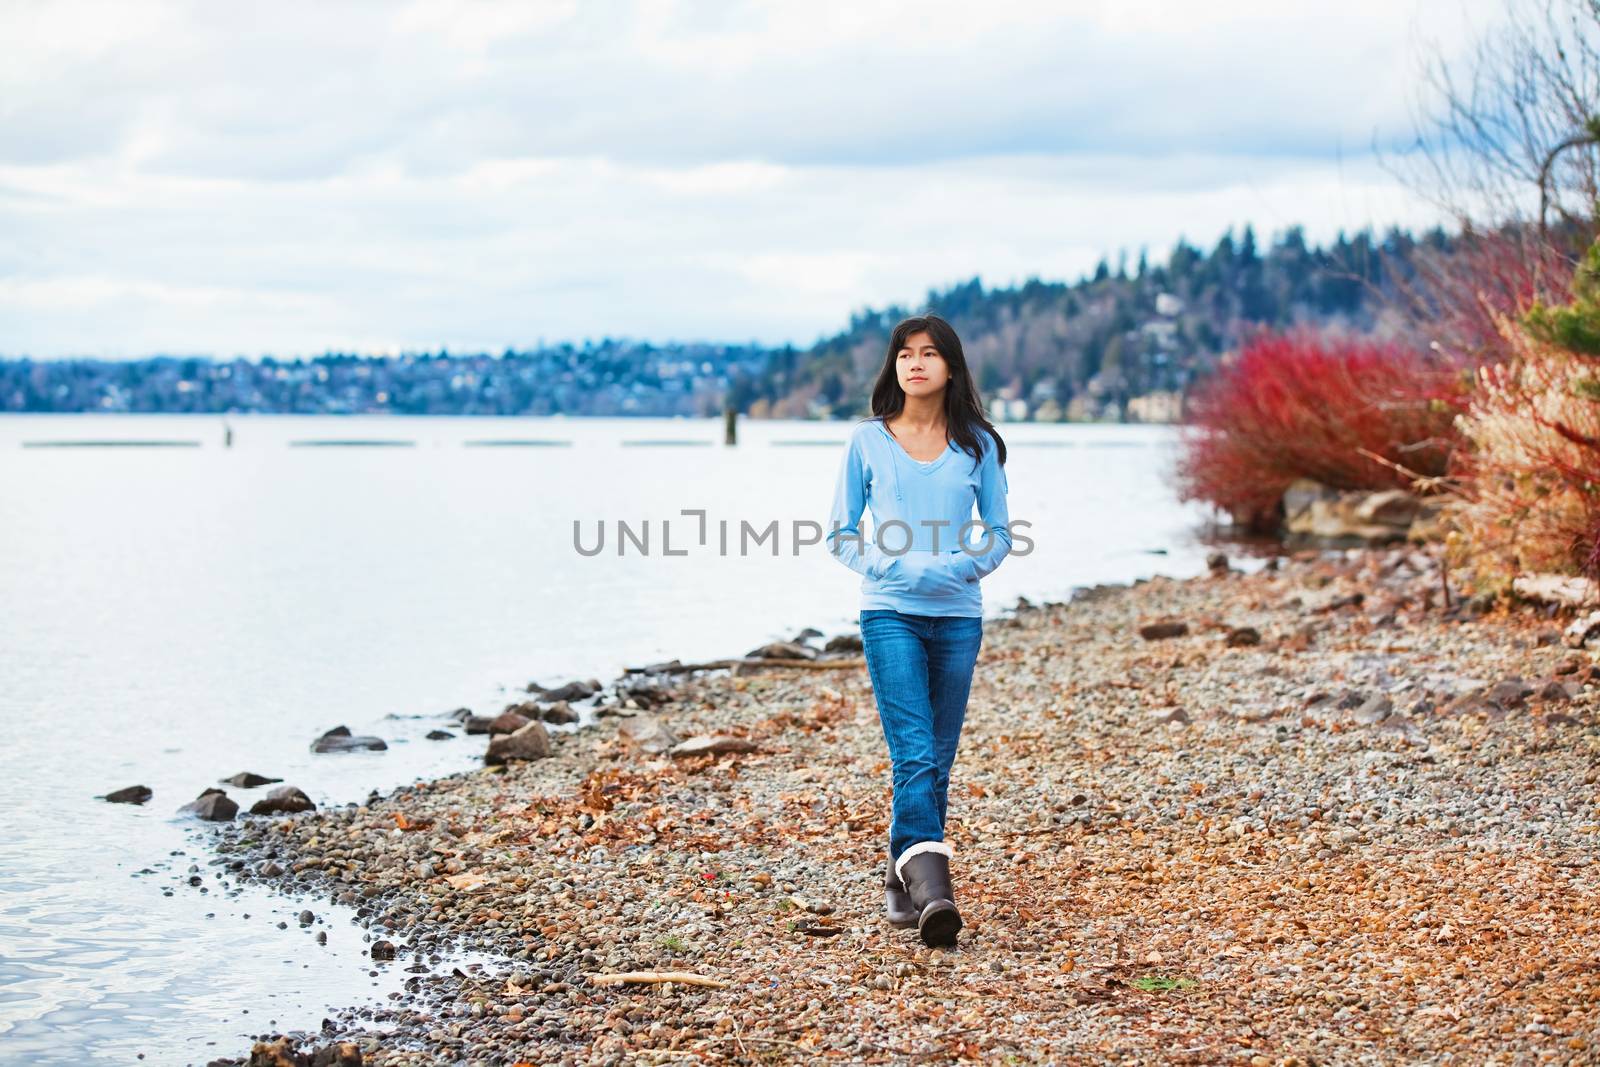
[882,552,968,596]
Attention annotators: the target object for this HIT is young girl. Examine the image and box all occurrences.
[825,312,1012,947]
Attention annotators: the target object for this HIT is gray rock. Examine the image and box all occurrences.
[103,784,152,804]
[488,710,533,735]
[540,700,579,724]
[1353,490,1423,527]
[220,771,282,788]
[485,720,552,764]
[1138,621,1189,641]
[179,789,238,821]
[249,785,317,815]
[1564,609,1600,649]
[462,715,496,735]
[618,715,677,755]
[824,633,864,654]
[1353,695,1394,724]
[310,726,388,753]
[1486,677,1535,708]
[425,729,455,740]
[529,678,602,701]
[1536,678,1581,702]
[746,641,816,660]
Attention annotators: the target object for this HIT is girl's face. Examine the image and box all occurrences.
[896,330,949,400]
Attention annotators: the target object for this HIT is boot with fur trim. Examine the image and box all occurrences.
[884,860,917,927]
[894,841,961,947]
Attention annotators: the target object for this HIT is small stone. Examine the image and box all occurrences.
[103,785,152,805]
[220,772,282,788]
[1225,626,1261,647]
[1138,621,1189,641]
[669,735,760,758]
[1353,695,1393,725]
[618,715,677,755]
[540,701,579,724]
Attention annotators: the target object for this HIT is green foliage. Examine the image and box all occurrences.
[1524,233,1600,356]
[1131,974,1198,992]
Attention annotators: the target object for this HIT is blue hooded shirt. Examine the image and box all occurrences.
[825,416,1012,617]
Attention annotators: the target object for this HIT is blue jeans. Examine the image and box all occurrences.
[859,608,984,869]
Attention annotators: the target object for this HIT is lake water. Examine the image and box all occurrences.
[0,414,1229,1064]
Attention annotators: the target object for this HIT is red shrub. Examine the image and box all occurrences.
[1176,329,1466,531]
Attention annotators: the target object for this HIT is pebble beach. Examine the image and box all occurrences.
[213,546,1600,1066]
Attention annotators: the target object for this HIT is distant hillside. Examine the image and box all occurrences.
[737,223,1453,422]
[0,223,1452,420]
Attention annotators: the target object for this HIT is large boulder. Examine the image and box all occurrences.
[179,788,238,821]
[485,720,551,763]
[1282,479,1421,546]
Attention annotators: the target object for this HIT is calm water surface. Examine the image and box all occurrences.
[0,414,1228,1064]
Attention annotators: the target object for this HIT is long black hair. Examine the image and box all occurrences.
[868,312,1007,469]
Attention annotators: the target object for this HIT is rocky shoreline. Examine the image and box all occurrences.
[209,547,1600,1066]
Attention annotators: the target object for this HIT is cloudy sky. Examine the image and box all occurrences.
[0,0,1503,358]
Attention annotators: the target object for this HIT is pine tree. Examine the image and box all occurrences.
[1524,234,1600,356]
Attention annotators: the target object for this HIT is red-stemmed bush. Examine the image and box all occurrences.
[1176,328,1466,532]
[1400,223,1577,366]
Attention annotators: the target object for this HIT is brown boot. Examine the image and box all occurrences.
[895,841,961,947]
[884,861,917,927]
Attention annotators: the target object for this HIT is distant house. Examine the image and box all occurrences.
[988,396,1029,422]
[1126,390,1184,424]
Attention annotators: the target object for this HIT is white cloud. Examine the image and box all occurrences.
[0,0,1510,356]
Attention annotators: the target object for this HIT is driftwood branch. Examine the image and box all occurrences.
[585,970,731,988]
[628,656,866,675]
[1513,572,1600,608]
[741,657,866,670]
